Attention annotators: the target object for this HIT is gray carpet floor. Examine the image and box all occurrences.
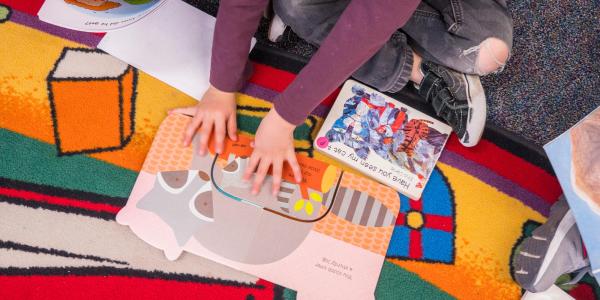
[187,0,600,146]
[482,0,600,145]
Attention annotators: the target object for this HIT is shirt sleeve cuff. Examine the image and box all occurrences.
[209,62,254,93]
[273,94,306,126]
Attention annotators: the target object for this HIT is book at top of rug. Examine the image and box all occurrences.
[544,105,600,283]
[38,0,166,32]
[314,80,451,199]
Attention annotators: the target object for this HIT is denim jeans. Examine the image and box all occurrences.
[273,0,513,93]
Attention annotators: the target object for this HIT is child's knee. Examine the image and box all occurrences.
[274,0,312,31]
[475,37,510,75]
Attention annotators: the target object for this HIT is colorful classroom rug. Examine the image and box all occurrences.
[0,1,598,299]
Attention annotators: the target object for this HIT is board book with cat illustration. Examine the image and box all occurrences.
[314,80,451,199]
[118,113,402,299]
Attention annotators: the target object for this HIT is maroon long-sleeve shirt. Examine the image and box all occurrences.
[210,0,421,125]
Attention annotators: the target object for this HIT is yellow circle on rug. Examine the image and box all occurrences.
[406,211,424,229]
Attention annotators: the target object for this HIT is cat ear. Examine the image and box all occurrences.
[159,170,189,189]
[156,170,197,195]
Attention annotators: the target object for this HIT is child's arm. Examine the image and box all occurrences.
[247,0,421,194]
[178,0,268,155]
[210,0,269,93]
[272,0,421,125]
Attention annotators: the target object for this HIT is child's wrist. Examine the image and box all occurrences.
[269,108,296,132]
[208,84,236,96]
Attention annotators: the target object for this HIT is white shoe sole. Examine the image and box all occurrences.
[462,74,487,147]
[533,210,576,286]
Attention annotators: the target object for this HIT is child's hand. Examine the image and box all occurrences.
[243,109,302,196]
[170,85,237,155]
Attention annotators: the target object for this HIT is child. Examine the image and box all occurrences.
[171,0,513,196]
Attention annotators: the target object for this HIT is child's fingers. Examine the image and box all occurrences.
[252,158,271,195]
[227,115,238,141]
[183,113,203,147]
[213,117,226,154]
[169,106,197,116]
[198,118,213,156]
[243,153,260,182]
[271,158,283,196]
[286,151,302,183]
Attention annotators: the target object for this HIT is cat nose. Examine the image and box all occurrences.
[198,170,210,181]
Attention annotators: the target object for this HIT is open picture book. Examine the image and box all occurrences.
[315,80,451,199]
[544,106,600,282]
[118,113,401,299]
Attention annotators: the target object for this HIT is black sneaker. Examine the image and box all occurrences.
[416,61,487,147]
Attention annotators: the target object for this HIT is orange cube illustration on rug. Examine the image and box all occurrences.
[47,47,137,155]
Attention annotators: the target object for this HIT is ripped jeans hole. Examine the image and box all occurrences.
[459,40,508,76]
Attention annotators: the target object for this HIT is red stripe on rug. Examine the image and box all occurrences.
[395,213,406,225]
[248,63,340,107]
[0,276,276,300]
[409,198,422,210]
[248,64,295,93]
[424,215,453,232]
[408,230,422,259]
[445,138,561,203]
[0,187,120,214]
[1,0,45,16]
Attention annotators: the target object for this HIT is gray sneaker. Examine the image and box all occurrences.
[417,61,487,147]
[512,196,589,293]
